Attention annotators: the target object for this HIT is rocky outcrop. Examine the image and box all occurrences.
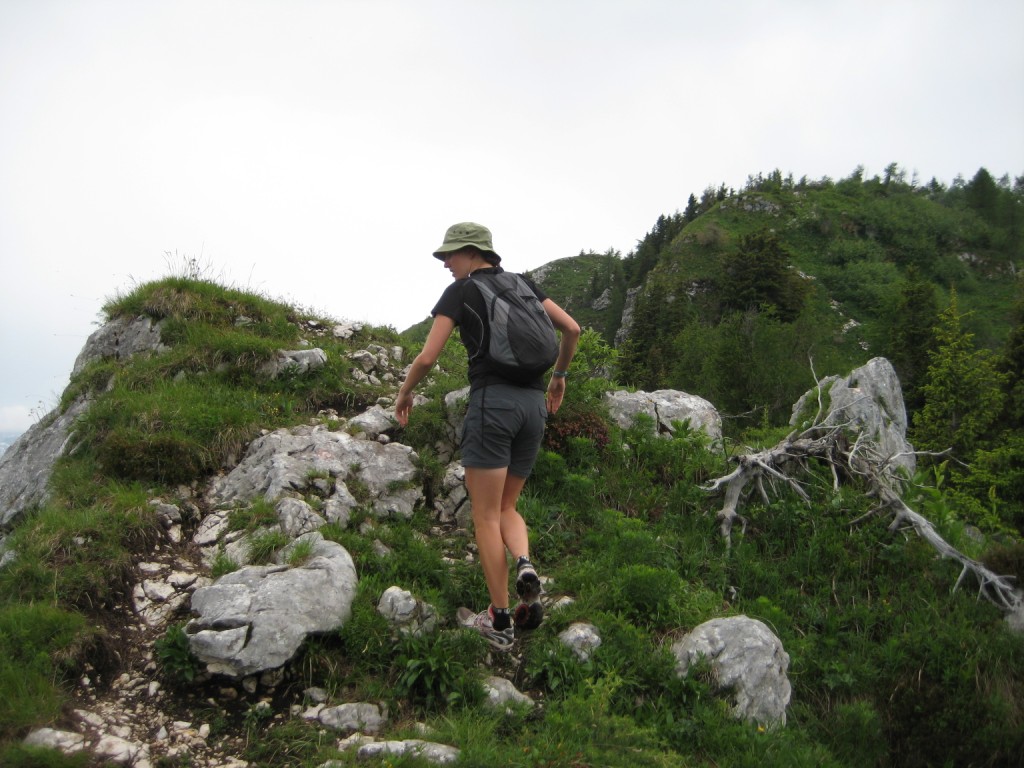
[348,343,404,387]
[614,286,642,347]
[671,615,791,728]
[71,315,169,377]
[206,423,422,520]
[605,389,722,440]
[1,314,173,530]
[0,396,90,529]
[434,461,472,529]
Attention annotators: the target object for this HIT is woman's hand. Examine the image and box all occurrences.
[392,315,456,428]
[394,390,414,426]
[546,375,566,414]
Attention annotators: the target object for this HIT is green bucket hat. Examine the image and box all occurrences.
[432,222,501,263]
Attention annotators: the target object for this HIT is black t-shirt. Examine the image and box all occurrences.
[431,266,550,391]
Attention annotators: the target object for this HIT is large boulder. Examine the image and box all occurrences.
[207,423,422,520]
[605,389,722,440]
[671,615,791,728]
[790,357,915,478]
[186,532,357,678]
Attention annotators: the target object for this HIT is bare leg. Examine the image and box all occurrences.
[465,466,513,610]
[499,473,530,562]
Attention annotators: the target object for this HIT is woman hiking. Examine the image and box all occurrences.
[394,222,580,649]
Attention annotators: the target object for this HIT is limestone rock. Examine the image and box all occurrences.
[187,533,357,678]
[0,396,90,529]
[259,348,327,378]
[348,405,396,440]
[206,423,422,520]
[434,462,471,528]
[357,739,460,765]
[71,314,168,377]
[377,586,438,637]
[790,356,915,479]
[2,315,171,530]
[276,497,326,537]
[23,727,86,753]
[319,702,387,734]
[671,615,791,727]
[605,389,722,440]
[441,387,471,461]
[558,622,602,662]
[483,676,534,710]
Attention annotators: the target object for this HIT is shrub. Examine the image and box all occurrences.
[525,636,590,697]
[155,623,202,683]
[228,499,279,532]
[393,629,486,711]
[209,549,240,578]
[543,405,610,456]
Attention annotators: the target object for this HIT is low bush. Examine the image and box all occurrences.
[154,623,203,684]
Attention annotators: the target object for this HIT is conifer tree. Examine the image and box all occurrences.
[999,295,1024,428]
[884,266,938,410]
[721,230,807,321]
[912,288,1007,458]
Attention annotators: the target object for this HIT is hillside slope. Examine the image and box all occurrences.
[1,273,1022,767]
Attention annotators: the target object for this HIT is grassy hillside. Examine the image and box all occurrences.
[1,276,1022,767]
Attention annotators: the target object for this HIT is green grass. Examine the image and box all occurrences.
[0,477,160,609]
[0,604,92,741]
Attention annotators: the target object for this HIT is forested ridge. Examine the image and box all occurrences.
[532,164,1024,538]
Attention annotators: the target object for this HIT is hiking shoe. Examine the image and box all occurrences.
[513,600,544,631]
[514,558,544,630]
[515,558,542,602]
[457,606,515,651]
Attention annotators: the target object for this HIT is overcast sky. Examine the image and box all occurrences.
[1,1,1022,435]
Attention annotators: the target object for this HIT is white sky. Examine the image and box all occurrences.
[2,0,1023,434]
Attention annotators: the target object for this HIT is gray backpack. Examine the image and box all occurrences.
[469,271,559,383]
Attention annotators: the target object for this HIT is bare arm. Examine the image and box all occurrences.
[394,314,456,426]
[542,298,581,414]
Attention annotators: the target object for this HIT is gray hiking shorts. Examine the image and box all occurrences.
[460,384,547,477]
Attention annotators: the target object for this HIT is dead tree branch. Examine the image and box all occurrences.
[703,422,1021,614]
